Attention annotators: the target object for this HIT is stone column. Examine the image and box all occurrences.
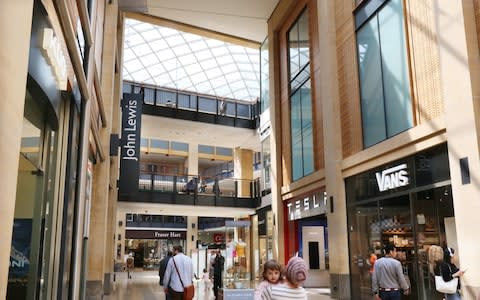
[233,148,253,197]
[435,1,480,298]
[187,216,198,256]
[86,2,118,298]
[0,1,34,298]
[188,142,199,176]
[268,17,285,263]
[115,209,127,265]
[316,1,350,298]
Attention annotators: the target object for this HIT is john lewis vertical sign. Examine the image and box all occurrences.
[119,93,143,196]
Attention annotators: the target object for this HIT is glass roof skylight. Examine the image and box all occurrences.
[123,18,260,102]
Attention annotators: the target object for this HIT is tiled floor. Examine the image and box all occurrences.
[104,270,332,300]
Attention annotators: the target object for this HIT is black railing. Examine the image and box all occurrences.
[139,173,259,198]
[123,81,260,129]
[128,172,261,208]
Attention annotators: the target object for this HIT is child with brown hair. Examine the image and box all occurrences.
[254,259,283,300]
[261,256,308,300]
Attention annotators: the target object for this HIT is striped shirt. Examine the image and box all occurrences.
[261,283,307,300]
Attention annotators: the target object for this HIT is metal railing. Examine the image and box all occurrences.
[123,81,261,123]
[138,173,261,199]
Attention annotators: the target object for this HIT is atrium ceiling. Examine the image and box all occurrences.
[118,0,279,42]
[120,0,279,102]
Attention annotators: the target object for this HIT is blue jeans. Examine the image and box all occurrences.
[379,290,401,300]
[445,291,461,300]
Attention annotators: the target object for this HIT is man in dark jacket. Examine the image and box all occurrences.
[213,250,225,299]
[159,251,173,299]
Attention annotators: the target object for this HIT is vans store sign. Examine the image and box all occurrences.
[376,164,409,192]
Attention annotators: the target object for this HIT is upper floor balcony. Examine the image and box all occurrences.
[118,172,261,209]
[123,81,260,129]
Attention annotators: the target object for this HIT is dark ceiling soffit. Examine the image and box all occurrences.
[118,0,148,13]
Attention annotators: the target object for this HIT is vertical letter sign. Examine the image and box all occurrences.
[119,93,143,197]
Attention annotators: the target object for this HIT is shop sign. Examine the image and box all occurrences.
[376,164,409,192]
[38,28,67,90]
[287,192,327,221]
[119,93,143,196]
[213,233,225,243]
[125,229,186,240]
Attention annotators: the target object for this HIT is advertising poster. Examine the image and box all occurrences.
[8,219,32,297]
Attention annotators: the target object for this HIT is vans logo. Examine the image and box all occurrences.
[376,164,409,192]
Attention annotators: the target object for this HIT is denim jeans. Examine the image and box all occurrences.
[379,290,402,300]
[445,291,462,300]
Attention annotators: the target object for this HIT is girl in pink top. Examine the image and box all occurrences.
[254,259,283,300]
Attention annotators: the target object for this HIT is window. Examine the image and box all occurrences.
[356,0,413,147]
[260,38,269,113]
[288,9,314,181]
[261,137,271,190]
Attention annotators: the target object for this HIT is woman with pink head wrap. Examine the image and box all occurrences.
[261,256,308,300]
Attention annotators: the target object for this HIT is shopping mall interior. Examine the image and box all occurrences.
[2,0,480,299]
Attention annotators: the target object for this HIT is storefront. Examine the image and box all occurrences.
[251,206,274,279]
[346,143,454,299]
[283,190,329,287]
[7,2,76,299]
[125,229,187,270]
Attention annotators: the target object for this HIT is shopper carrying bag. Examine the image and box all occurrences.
[437,247,466,299]
[163,245,195,300]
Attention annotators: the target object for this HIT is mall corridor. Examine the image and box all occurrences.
[3,0,480,300]
[104,271,332,300]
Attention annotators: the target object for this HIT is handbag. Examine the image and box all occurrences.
[435,265,458,294]
[172,258,195,300]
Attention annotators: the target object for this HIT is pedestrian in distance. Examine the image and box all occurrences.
[213,250,225,299]
[126,253,134,279]
[159,250,173,300]
[372,243,410,300]
[202,268,211,295]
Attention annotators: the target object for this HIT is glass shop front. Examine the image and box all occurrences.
[346,144,456,300]
[125,229,186,270]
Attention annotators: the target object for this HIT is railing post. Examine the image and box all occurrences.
[150,172,154,191]
[250,180,254,198]
[173,176,177,193]
[234,180,238,199]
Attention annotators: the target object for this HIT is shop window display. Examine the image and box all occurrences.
[347,186,455,300]
[218,220,253,299]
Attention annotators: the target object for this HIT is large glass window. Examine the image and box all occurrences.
[356,0,413,147]
[8,92,58,300]
[261,137,271,191]
[288,9,314,181]
[347,186,455,300]
[260,38,269,113]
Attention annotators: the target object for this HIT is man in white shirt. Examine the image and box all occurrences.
[163,245,194,300]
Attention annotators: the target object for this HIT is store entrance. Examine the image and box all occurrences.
[348,185,454,300]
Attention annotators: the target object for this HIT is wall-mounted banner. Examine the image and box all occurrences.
[119,93,143,196]
[125,230,186,240]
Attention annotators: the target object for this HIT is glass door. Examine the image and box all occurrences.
[347,200,379,300]
[413,185,454,300]
[378,194,414,299]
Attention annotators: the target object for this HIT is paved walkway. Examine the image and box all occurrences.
[104,270,333,300]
